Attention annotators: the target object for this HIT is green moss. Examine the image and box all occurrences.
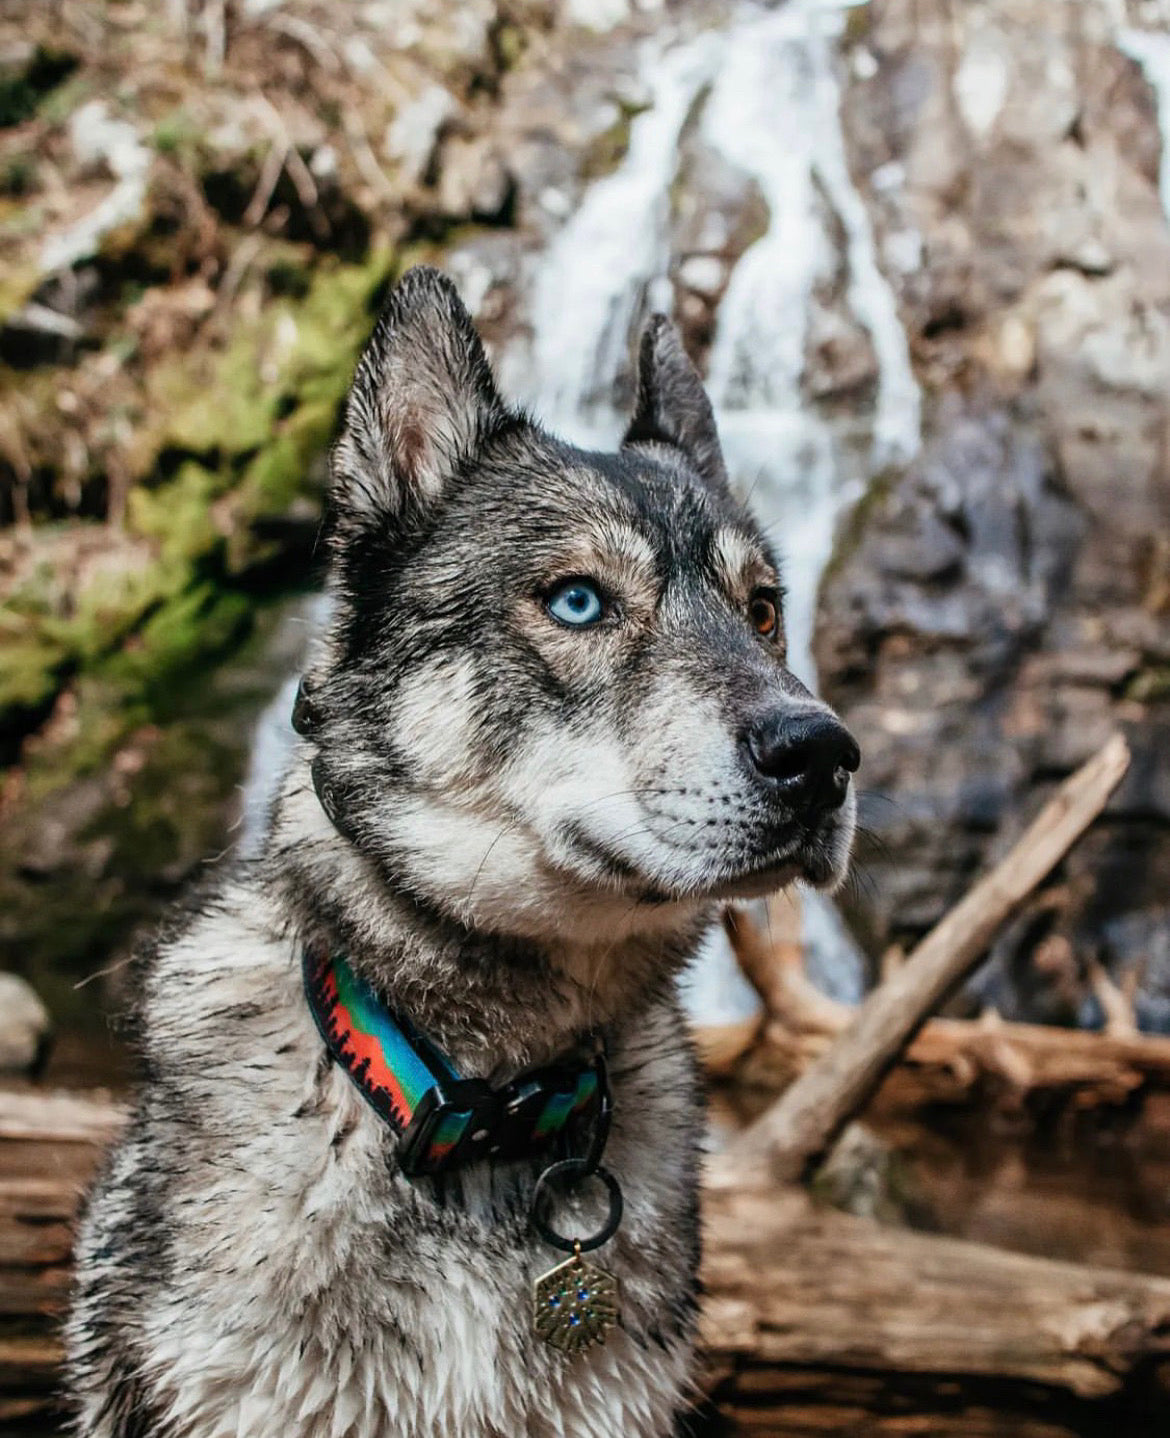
[146,328,283,460]
[238,397,334,514]
[127,460,223,565]
[0,632,70,726]
[581,99,649,182]
[1126,666,1170,703]
[98,582,253,706]
[139,245,392,471]
[49,557,191,665]
[818,462,900,595]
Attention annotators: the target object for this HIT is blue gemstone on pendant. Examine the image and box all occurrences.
[569,1314,580,1326]
[548,1296,560,1307]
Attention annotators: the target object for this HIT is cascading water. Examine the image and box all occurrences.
[1118,25,1170,220]
[524,31,723,434]
[513,0,920,1017]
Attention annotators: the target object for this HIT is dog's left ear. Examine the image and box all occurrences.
[331,266,506,531]
[622,315,728,491]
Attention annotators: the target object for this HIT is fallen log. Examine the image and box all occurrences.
[729,734,1132,1184]
[5,1085,1170,1434]
[700,1162,1170,1435]
[0,1089,123,1427]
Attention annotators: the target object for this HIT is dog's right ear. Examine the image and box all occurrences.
[623,315,729,492]
[330,267,505,533]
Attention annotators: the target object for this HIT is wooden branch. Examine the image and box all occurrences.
[720,1009,1170,1115]
[7,1086,1170,1433]
[729,733,1132,1184]
[724,896,852,1037]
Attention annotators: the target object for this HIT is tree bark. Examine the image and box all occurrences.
[700,1161,1170,1435]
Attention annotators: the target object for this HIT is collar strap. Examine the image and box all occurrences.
[303,949,610,1178]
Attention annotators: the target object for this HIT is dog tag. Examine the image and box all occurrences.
[534,1244,619,1353]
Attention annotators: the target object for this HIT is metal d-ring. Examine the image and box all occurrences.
[530,1158,624,1254]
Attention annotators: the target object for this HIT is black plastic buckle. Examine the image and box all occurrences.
[396,1079,498,1177]
[396,1048,612,1179]
[495,1068,580,1163]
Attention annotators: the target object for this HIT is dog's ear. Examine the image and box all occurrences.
[622,315,728,491]
[330,267,505,530]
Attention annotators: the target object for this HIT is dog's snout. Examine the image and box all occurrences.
[743,710,860,812]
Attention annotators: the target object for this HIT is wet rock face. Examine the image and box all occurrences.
[817,0,1170,1026]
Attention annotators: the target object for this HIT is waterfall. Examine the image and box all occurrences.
[1118,27,1170,222]
[526,30,723,436]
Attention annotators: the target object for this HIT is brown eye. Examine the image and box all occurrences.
[749,592,778,638]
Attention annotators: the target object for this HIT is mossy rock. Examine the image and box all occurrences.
[0,593,314,1026]
[98,582,253,708]
[0,242,394,756]
[0,630,70,741]
[136,245,393,473]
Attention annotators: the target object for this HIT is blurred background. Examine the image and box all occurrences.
[4,0,1170,1428]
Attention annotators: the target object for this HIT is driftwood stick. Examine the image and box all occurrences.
[729,732,1132,1183]
[714,1007,1170,1115]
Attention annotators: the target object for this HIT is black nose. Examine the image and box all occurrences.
[743,710,860,812]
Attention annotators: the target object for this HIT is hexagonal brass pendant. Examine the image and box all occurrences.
[533,1250,619,1353]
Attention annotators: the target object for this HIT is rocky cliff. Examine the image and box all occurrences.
[816,0,1170,1027]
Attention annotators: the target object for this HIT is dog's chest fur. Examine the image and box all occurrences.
[68,886,702,1438]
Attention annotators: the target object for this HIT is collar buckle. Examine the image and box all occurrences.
[397,1078,498,1177]
[396,1052,611,1179]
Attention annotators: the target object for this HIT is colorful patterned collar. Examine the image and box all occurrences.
[303,949,610,1178]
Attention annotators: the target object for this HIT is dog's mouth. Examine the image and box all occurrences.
[558,820,845,906]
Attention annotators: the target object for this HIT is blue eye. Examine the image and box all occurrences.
[547,580,604,628]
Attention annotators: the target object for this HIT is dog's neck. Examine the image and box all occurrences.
[262,761,708,1076]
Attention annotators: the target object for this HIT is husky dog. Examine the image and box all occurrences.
[67,268,858,1438]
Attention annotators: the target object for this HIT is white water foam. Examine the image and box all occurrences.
[695,2,919,1011]
[526,30,723,440]
[1118,27,1170,221]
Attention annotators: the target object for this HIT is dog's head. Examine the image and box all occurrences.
[303,267,858,944]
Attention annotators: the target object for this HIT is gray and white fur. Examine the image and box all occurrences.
[66,268,858,1438]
